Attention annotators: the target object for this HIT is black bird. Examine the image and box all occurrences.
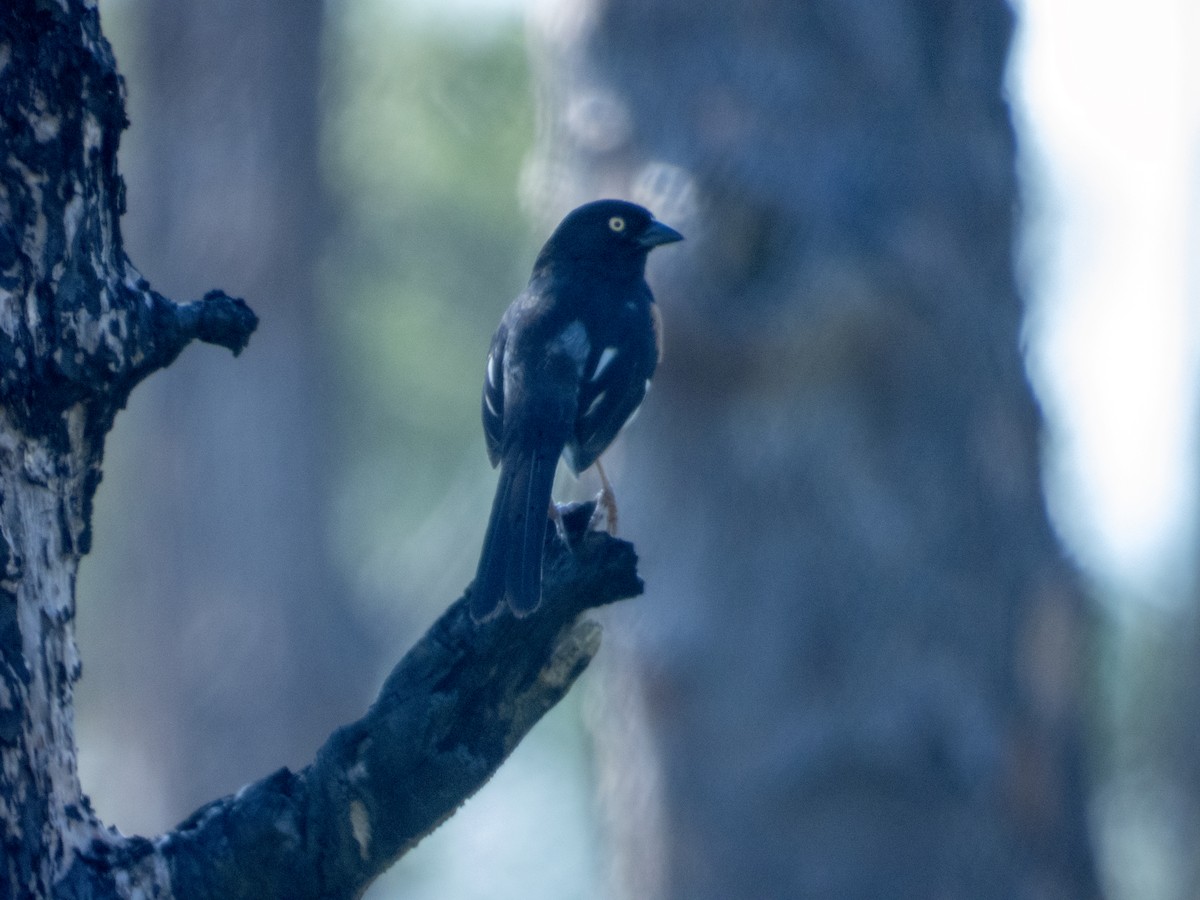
[471,199,683,622]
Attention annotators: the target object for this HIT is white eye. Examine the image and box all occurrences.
[608,216,626,232]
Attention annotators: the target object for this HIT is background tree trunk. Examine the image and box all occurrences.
[77,0,379,832]
[528,1,1101,896]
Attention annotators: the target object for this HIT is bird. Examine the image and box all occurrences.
[470,199,683,622]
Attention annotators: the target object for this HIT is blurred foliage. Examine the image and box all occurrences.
[319,0,537,622]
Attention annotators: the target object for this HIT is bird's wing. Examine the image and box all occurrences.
[569,327,655,474]
[481,323,507,467]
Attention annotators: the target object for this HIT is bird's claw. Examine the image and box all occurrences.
[587,459,619,535]
[549,499,603,550]
[587,488,618,535]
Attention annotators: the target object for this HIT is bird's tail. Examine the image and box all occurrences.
[471,449,557,621]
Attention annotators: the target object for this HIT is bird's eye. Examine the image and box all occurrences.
[608,216,626,233]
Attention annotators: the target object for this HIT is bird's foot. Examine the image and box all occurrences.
[587,459,619,536]
[549,499,601,550]
[587,491,618,535]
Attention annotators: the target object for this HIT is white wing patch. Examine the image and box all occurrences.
[484,391,499,418]
[590,346,618,382]
[583,391,607,418]
[486,351,500,389]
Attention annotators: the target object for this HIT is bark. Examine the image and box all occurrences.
[0,3,638,896]
[0,3,254,893]
[528,0,1100,897]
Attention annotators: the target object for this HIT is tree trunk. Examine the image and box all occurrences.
[528,0,1101,896]
[0,3,255,889]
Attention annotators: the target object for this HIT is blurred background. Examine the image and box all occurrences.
[76,0,1198,897]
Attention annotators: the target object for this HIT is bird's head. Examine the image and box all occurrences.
[536,199,683,272]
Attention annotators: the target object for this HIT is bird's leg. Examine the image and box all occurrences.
[588,458,619,535]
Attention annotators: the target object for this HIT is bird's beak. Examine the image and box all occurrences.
[638,219,685,248]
